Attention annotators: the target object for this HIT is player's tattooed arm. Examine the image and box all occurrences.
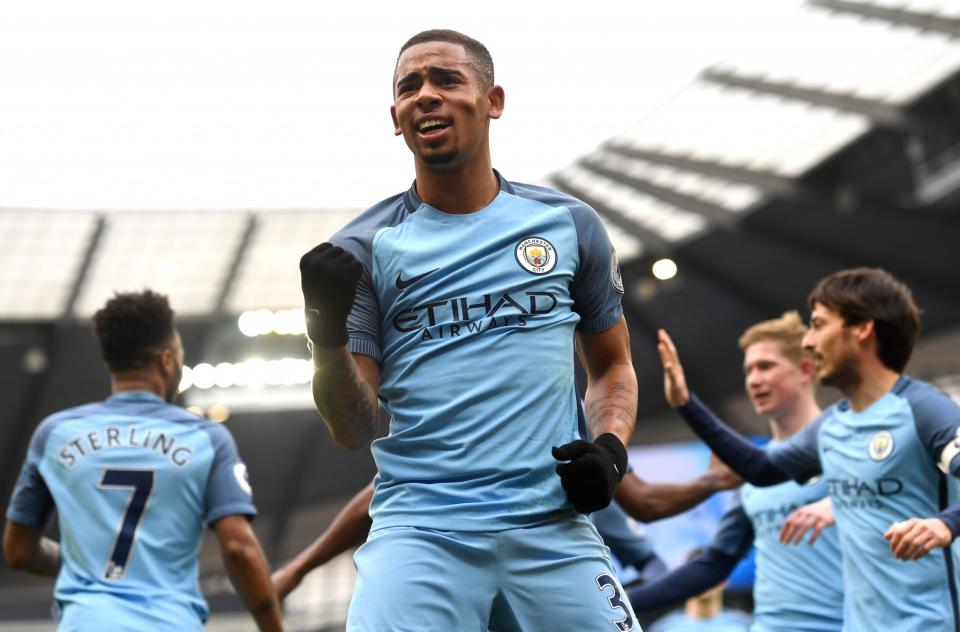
[2,521,59,577]
[577,318,638,445]
[553,319,635,514]
[215,515,284,632]
[310,347,380,449]
[585,380,636,444]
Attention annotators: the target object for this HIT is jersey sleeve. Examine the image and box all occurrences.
[328,203,402,363]
[708,492,755,559]
[677,394,790,486]
[345,267,382,361]
[5,418,56,526]
[904,380,960,474]
[567,203,624,333]
[766,414,825,483]
[203,425,257,525]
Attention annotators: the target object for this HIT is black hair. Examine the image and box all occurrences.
[395,29,494,92]
[92,290,176,372]
[808,268,921,372]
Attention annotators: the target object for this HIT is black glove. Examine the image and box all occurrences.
[552,433,628,514]
[299,243,363,348]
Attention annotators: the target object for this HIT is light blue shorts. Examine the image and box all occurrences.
[55,593,205,632]
[346,515,639,631]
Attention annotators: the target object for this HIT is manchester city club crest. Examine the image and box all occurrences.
[868,430,895,461]
[610,249,624,293]
[515,237,557,274]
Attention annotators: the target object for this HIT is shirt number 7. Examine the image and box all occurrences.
[97,469,156,581]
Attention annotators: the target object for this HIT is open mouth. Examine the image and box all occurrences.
[417,119,450,136]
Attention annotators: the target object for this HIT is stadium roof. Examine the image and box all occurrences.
[552,0,960,429]
[553,0,960,256]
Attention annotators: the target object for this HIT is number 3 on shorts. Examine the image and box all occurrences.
[596,573,635,631]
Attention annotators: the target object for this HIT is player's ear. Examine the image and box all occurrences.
[391,105,402,136]
[799,354,816,381]
[487,85,505,120]
[851,319,875,344]
[158,346,175,379]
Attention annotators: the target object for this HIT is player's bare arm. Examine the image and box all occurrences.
[214,515,284,632]
[780,497,835,545]
[578,317,637,446]
[553,318,637,514]
[273,483,374,601]
[615,459,741,524]
[310,348,380,448]
[300,243,379,448]
[2,521,59,577]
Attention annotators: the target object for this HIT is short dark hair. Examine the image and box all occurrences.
[808,268,920,372]
[92,290,176,372]
[395,29,495,92]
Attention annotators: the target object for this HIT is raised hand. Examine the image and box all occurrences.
[657,329,690,407]
[299,243,363,348]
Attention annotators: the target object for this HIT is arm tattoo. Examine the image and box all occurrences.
[313,355,378,445]
[588,380,637,437]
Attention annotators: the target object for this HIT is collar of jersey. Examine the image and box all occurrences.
[835,374,911,413]
[107,390,165,404]
[402,169,515,214]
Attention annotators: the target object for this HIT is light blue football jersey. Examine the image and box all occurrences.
[711,465,844,632]
[330,172,624,531]
[768,376,960,632]
[6,391,256,631]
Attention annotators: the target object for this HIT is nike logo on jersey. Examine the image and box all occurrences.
[396,268,439,290]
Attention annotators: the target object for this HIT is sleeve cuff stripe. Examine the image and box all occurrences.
[4,509,46,526]
[348,337,382,361]
[576,308,623,334]
[206,503,257,526]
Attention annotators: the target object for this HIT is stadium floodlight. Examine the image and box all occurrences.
[652,258,678,281]
[192,363,217,390]
[238,308,307,337]
[214,362,236,389]
[273,309,307,336]
[238,309,275,337]
[180,356,312,392]
[207,404,231,423]
[179,366,194,393]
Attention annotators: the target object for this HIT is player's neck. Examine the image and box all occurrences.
[413,155,499,213]
[844,359,900,412]
[769,391,821,440]
[110,372,167,401]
